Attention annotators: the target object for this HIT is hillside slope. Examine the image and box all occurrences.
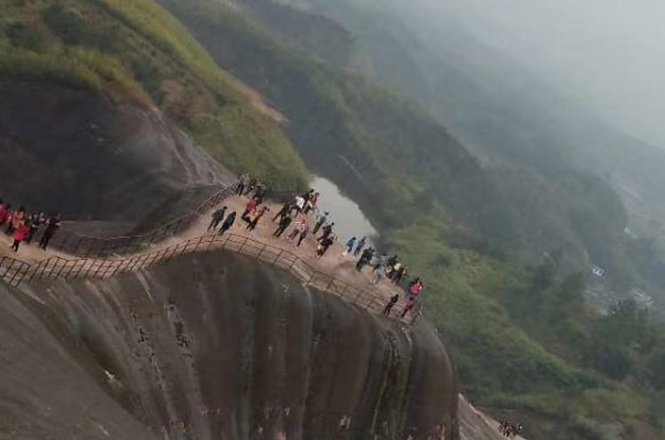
[0,250,458,439]
[0,0,308,223]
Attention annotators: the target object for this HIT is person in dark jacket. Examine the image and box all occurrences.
[317,235,334,257]
[382,294,399,317]
[247,207,269,231]
[39,214,61,250]
[208,206,227,231]
[273,214,292,237]
[353,236,367,257]
[272,201,291,223]
[317,222,335,242]
[218,211,236,235]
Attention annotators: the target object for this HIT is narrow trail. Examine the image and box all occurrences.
[0,195,403,313]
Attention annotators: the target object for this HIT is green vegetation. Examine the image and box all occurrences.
[390,214,665,439]
[0,0,308,188]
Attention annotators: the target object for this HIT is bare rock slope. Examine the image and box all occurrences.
[0,80,232,230]
[0,250,458,439]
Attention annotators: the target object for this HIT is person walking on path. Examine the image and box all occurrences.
[246,206,269,231]
[39,214,61,250]
[401,297,416,319]
[6,206,25,236]
[246,177,258,196]
[317,222,335,243]
[274,214,292,238]
[218,211,236,235]
[405,278,424,301]
[208,206,228,231]
[236,174,249,195]
[241,198,259,224]
[253,183,265,202]
[26,212,45,244]
[386,255,399,277]
[353,236,367,257]
[373,261,387,284]
[11,222,29,253]
[393,266,407,285]
[373,253,387,273]
[272,201,291,223]
[317,235,334,257]
[356,247,374,271]
[343,237,356,256]
[286,218,305,241]
[382,294,399,317]
[292,195,306,215]
[304,192,319,215]
[297,223,310,247]
[312,212,329,235]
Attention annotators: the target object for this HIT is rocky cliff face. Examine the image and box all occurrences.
[0,80,231,229]
[0,250,458,439]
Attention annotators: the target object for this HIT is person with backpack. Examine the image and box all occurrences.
[218,211,236,235]
[208,206,227,231]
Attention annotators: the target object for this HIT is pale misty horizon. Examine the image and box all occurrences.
[411,0,665,146]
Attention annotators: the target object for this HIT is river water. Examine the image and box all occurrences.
[311,176,377,242]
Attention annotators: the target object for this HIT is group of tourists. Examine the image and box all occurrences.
[0,199,62,253]
[208,175,427,322]
[499,419,524,438]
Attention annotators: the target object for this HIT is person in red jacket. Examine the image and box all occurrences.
[241,197,259,224]
[0,200,8,226]
[11,222,29,253]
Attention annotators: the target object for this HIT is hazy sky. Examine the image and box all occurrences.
[413,0,665,146]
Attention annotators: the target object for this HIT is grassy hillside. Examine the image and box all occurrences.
[0,0,308,188]
[157,1,665,439]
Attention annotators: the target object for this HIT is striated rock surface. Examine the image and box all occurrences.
[0,250,458,439]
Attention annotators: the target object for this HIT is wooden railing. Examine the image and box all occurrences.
[47,183,238,258]
[0,232,385,314]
